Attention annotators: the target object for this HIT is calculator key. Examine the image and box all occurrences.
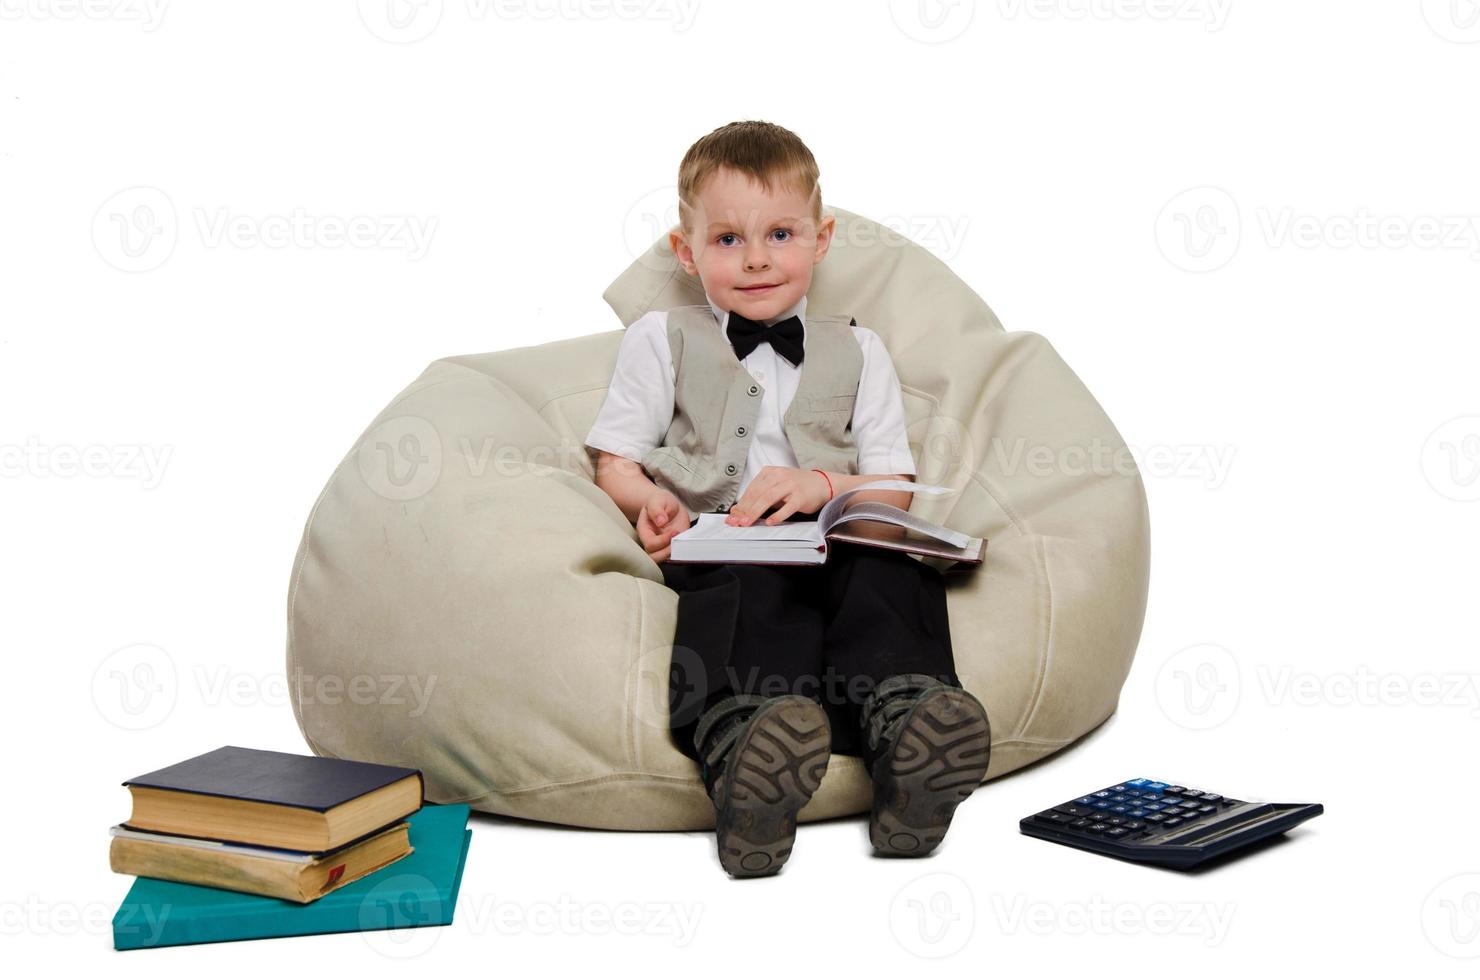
[1036,811,1076,825]
[1128,809,1147,818]
[1198,804,1217,814]
[1076,797,1096,806]
[1181,791,1204,800]
[1104,827,1130,839]
[1106,816,1126,826]
[1054,804,1095,817]
[1111,795,1130,803]
[1094,791,1113,798]
[1147,782,1168,791]
[1088,823,1110,834]
[1145,814,1165,823]
[1201,794,1223,804]
[1070,818,1092,828]
[1111,805,1130,814]
[1162,807,1185,817]
[1123,821,1145,831]
[1126,778,1150,788]
[1165,786,1186,794]
[1162,817,1183,828]
[1111,785,1127,793]
[1092,801,1113,809]
[1142,803,1164,812]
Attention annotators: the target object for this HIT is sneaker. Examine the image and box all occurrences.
[860,674,992,857]
[693,693,831,878]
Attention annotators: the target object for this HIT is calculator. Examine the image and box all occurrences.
[1019,777,1324,869]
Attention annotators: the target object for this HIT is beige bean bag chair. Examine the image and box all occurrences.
[286,207,1150,831]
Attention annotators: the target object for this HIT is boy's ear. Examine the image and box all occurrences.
[812,213,836,265]
[669,227,698,276]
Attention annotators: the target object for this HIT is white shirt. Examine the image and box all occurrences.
[584,290,917,501]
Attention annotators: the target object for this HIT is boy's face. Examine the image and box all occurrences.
[670,166,835,321]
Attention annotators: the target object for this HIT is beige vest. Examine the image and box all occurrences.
[641,304,864,521]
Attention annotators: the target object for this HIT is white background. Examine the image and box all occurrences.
[4,0,1478,972]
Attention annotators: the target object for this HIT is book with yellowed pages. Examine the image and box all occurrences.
[108,820,412,904]
[668,479,986,567]
[120,745,424,852]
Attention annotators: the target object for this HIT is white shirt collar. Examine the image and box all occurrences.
[705,289,807,331]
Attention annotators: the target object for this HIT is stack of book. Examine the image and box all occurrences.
[108,745,473,949]
[110,745,424,903]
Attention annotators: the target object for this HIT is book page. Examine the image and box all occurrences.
[676,512,824,545]
[826,500,975,550]
[817,479,957,535]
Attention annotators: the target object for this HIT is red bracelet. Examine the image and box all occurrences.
[811,468,834,500]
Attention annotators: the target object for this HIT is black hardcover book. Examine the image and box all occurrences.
[120,745,425,851]
[123,745,424,811]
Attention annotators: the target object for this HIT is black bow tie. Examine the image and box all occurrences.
[726,312,805,367]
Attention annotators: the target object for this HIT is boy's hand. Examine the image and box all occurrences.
[637,488,691,563]
[726,466,831,527]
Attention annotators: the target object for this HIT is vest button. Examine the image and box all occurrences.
[747,384,759,396]
[736,425,747,437]
[724,463,738,476]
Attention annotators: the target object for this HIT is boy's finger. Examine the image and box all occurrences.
[765,497,799,525]
[747,492,782,524]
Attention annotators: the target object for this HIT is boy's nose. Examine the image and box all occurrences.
[743,249,769,272]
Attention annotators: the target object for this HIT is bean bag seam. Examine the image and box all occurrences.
[464,758,868,799]
[622,573,642,771]
[1011,534,1054,740]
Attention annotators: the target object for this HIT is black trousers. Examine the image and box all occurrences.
[660,539,961,771]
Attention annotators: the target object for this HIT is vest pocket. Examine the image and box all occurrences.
[803,394,855,414]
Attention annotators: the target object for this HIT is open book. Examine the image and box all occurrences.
[668,479,986,567]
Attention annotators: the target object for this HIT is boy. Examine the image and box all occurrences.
[584,121,990,878]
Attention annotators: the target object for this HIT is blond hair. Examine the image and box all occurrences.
[676,120,821,235]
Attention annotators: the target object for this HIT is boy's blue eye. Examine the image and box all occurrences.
[717,230,791,246]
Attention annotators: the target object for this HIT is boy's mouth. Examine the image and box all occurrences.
[736,283,781,294]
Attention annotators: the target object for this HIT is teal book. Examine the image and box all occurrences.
[112,803,471,950]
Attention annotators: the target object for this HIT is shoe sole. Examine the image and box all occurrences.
[869,687,991,857]
[713,695,831,878]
